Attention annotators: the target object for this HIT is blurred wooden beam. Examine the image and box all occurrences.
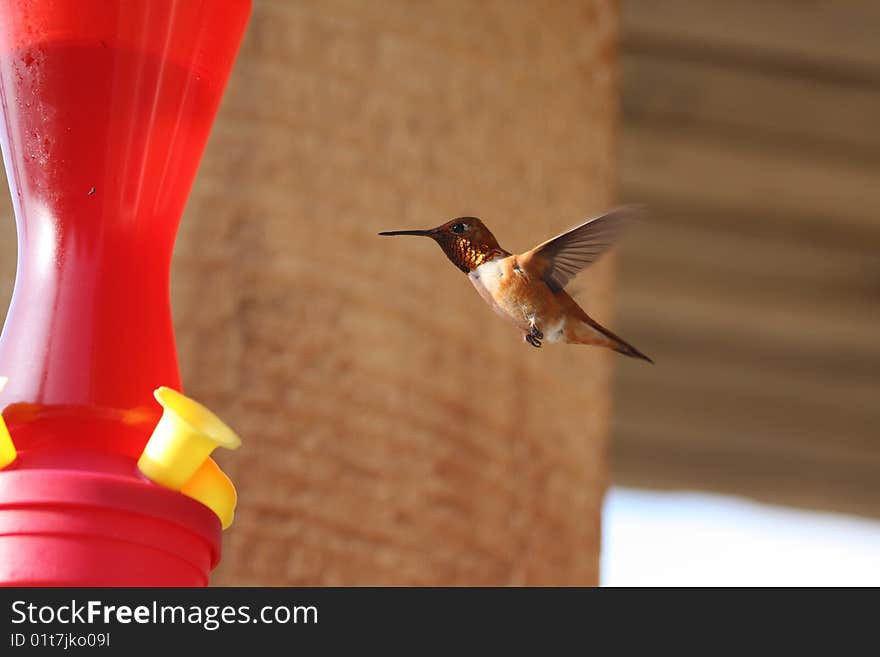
[613,433,880,521]
[620,124,880,237]
[614,1,880,519]
[623,0,880,75]
[622,53,880,160]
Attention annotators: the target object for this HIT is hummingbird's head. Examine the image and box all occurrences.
[379,217,506,273]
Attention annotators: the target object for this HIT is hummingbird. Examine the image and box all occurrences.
[379,206,652,362]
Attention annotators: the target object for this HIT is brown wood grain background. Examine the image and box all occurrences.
[0,0,620,586]
[171,0,620,585]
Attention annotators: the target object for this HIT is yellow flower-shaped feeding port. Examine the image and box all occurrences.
[180,457,238,530]
[0,377,16,470]
[138,386,241,529]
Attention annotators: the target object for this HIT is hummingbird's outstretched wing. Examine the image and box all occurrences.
[520,205,642,292]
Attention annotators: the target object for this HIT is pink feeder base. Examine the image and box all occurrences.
[0,450,220,586]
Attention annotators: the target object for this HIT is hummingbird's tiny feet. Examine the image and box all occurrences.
[529,324,543,341]
[525,333,542,348]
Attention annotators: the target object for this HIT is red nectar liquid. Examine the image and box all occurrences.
[0,1,250,457]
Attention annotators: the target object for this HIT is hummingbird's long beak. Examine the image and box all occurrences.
[378,228,438,237]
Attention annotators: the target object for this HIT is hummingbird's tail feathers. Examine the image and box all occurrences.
[569,314,654,363]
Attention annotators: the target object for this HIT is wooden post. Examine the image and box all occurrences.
[173,0,620,585]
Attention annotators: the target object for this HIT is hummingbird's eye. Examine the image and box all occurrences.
[451,222,467,234]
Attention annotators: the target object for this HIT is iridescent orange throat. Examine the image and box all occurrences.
[434,233,509,273]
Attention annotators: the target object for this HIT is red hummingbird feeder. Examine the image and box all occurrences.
[0,0,251,585]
